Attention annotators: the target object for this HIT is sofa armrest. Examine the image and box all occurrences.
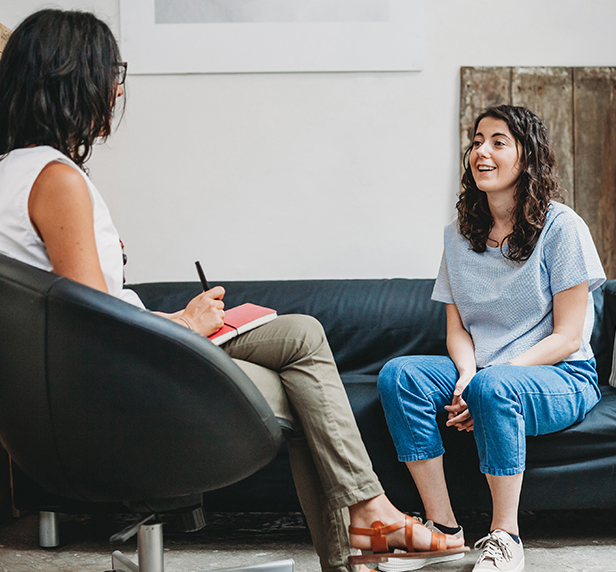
[593,280,616,384]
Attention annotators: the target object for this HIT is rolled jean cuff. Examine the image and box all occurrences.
[480,463,525,477]
[327,482,385,512]
[397,446,445,464]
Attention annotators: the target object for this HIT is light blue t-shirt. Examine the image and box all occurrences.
[432,202,605,368]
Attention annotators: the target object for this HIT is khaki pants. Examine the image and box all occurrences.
[223,314,383,572]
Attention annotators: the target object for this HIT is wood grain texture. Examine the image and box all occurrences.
[0,23,11,57]
[573,67,616,278]
[512,67,575,208]
[460,67,511,164]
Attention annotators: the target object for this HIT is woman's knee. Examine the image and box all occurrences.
[276,314,328,350]
[377,356,428,402]
[377,358,406,400]
[465,366,519,411]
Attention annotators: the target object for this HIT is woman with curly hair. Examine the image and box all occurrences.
[377,105,605,572]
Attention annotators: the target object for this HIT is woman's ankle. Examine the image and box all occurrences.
[348,494,402,527]
[425,514,459,529]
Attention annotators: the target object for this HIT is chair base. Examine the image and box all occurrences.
[39,511,60,548]
[109,522,294,572]
[110,556,295,572]
[38,511,294,572]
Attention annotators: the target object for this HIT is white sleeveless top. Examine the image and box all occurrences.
[0,146,144,308]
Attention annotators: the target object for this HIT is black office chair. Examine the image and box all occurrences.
[0,253,294,572]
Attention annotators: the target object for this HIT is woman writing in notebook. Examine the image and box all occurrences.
[378,105,605,572]
[0,9,463,572]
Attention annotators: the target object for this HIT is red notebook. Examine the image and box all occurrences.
[208,303,277,346]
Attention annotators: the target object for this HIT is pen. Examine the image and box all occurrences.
[195,261,210,291]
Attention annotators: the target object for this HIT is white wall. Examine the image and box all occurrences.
[3,0,616,283]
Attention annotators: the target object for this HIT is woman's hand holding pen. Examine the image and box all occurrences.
[445,375,474,432]
[163,262,225,336]
[178,286,226,337]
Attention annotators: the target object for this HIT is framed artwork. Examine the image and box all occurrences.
[119,0,423,74]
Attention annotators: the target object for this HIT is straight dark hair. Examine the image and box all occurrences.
[0,9,123,168]
[458,105,563,262]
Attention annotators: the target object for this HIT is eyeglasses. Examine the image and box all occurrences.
[115,62,128,86]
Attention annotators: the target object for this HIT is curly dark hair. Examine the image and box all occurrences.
[458,105,563,262]
[0,9,124,168]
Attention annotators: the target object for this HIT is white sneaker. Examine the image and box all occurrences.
[473,529,524,572]
[377,520,465,572]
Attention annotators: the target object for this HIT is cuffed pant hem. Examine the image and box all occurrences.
[398,447,445,463]
[480,464,525,477]
[327,482,385,512]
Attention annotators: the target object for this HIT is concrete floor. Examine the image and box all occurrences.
[0,510,615,572]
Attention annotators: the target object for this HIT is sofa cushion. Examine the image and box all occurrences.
[526,386,616,464]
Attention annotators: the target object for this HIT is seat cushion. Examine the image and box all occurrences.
[526,385,616,464]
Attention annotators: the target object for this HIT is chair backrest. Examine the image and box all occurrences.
[0,253,283,503]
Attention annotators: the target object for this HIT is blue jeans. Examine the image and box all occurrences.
[377,355,601,476]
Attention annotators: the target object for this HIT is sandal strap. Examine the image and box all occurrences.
[372,521,390,553]
[430,530,447,551]
[349,520,392,552]
[348,519,406,537]
[404,515,416,553]
[349,516,421,553]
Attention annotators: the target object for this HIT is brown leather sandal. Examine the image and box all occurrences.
[348,515,469,565]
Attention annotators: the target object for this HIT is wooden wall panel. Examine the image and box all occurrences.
[512,67,574,208]
[0,23,11,58]
[460,67,511,161]
[573,67,616,278]
[461,66,616,278]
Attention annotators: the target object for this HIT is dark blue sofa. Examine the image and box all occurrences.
[129,277,616,514]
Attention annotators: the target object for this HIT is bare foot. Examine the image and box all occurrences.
[348,495,464,553]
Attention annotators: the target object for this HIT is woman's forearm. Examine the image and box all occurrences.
[508,332,581,366]
[508,282,588,366]
[445,304,476,379]
[447,328,477,378]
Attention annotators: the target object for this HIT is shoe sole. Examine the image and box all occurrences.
[472,554,524,572]
[378,552,466,571]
